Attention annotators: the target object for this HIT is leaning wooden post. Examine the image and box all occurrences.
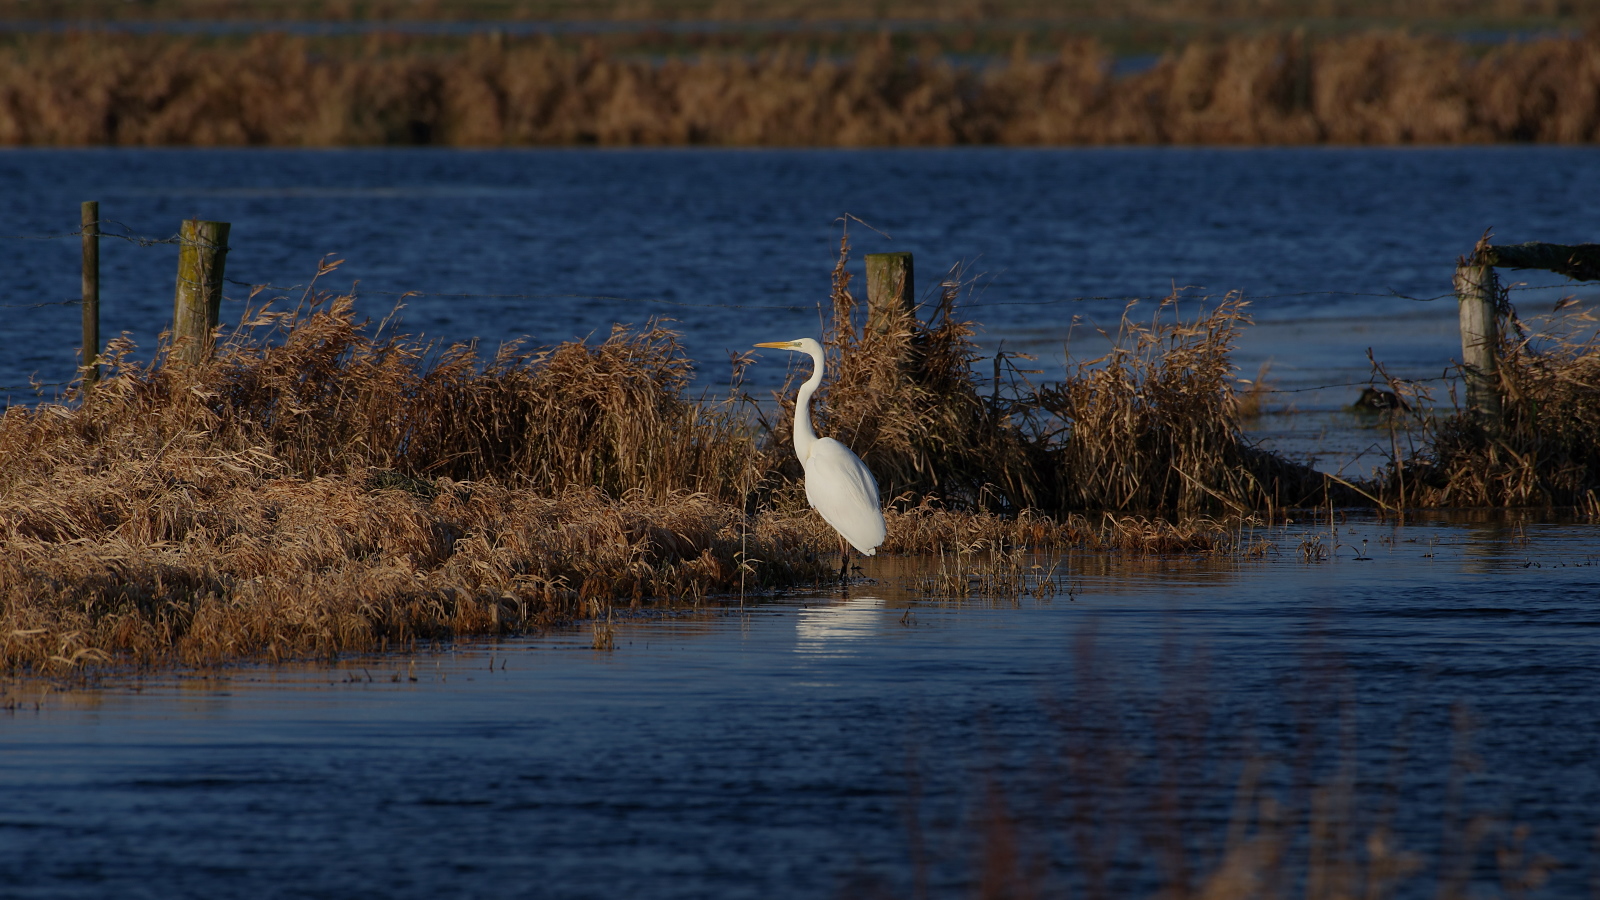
[172,219,230,366]
[864,252,915,337]
[80,201,100,386]
[1452,255,1502,429]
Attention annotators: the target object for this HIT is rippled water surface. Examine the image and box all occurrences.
[3,147,1600,472]
[3,518,1598,898]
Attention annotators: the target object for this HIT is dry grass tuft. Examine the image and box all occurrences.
[1025,295,1332,514]
[1382,304,1600,508]
[0,292,820,673]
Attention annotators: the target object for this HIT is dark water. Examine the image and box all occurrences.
[2,517,1598,899]
[3,147,1599,472]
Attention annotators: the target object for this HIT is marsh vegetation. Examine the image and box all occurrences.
[2,236,1596,673]
[6,27,1600,146]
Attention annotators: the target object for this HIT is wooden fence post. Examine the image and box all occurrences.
[864,252,914,337]
[172,219,230,366]
[1452,259,1502,428]
[80,201,99,386]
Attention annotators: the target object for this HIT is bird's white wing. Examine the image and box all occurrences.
[802,437,887,555]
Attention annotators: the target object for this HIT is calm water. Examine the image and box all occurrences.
[3,147,1600,472]
[2,517,1598,899]
[3,151,1599,895]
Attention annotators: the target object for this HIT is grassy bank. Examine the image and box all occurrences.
[0,252,1269,674]
[4,240,1596,674]
[4,28,1600,146]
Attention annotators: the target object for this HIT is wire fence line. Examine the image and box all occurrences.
[2,222,188,247]
[5,221,1595,311]
[3,279,1591,315]
[3,222,1589,400]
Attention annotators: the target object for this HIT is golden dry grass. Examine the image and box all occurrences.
[1026,294,1334,514]
[1382,303,1600,508]
[0,265,1299,674]
[16,237,1593,675]
[0,294,831,672]
[5,29,1600,146]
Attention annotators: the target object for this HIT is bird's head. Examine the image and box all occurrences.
[753,338,823,355]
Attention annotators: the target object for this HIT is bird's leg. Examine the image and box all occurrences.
[838,539,850,582]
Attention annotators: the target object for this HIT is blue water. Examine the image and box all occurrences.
[3,147,1598,454]
[2,517,1597,898]
[4,152,1600,894]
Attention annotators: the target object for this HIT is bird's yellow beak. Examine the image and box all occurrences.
[753,341,798,349]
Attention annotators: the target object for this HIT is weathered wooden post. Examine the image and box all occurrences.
[1452,255,1502,428]
[80,201,100,386]
[172,219,230,366]
[864,252,914,337]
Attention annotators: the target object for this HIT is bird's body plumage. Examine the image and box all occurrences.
[754,337,886,565]
[801,436,886,555]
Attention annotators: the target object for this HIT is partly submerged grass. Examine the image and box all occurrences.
[0,268,1283,673]
[1378,304,1600,508]
[5,241,1596,674]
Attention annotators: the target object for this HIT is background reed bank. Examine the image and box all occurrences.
[5,29,1600,145]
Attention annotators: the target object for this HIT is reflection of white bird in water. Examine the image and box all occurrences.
[754,338,886,579]
[796,596,886,648]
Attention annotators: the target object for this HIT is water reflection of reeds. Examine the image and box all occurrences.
[891,629,1561,900]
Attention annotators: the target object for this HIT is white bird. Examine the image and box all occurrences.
[754,338,887,579]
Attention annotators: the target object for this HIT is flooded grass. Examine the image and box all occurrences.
[3,240,1597,675]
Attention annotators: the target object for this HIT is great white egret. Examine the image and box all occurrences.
[754,338,886,578]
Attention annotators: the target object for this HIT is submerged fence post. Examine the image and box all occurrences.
[864,252,915,337]
[172,219,230,366]
[1452,258,1502,429]
[80,201,100,386]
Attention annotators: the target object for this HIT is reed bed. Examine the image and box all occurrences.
[2,0,1573,25]
[6,29,1600,146]
[0,271,1277,674]
[1379,302,1600,508]
[767,240,1332,516]
[11,236,1595,674]
[0,291,807,672]
[1028,295,1335,514]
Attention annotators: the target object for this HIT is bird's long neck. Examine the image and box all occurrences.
[792,345,824,462]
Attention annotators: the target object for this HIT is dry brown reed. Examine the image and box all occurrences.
[0,257,1298,674]
[0,289,821,673]
[1382,302,1600,508]
[761,235,1032,511]
[1026,294,1333,514]
[7,29,1600,146]
[758,240,1332,516]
